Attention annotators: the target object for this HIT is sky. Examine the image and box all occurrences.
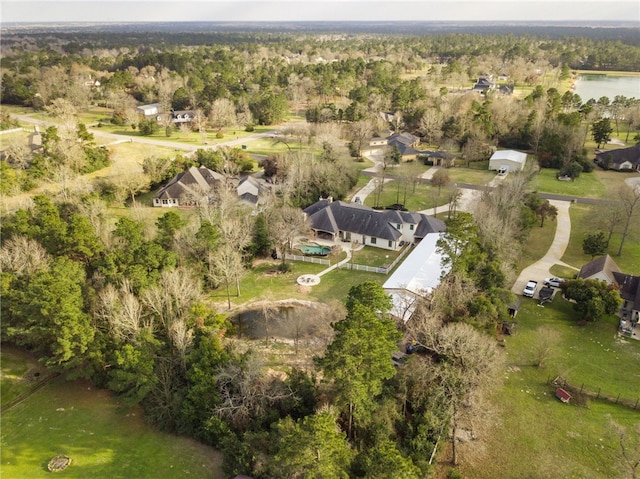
[1,0,639,24]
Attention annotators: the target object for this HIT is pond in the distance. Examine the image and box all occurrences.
[573,74,640,102]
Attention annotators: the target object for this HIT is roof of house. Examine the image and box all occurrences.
[577,254,621,282]
[595,144,640,168]
[613,272,640,309]
[154,166,224,201]
[304,200,403,241]
[489,149,527,164]
[472,77,494,90]
[387,132,423,156]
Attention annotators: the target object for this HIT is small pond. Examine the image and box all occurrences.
[231,302,334,340]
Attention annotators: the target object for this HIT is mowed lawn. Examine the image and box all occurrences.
[457,297,640,479]
[1,350,224,479]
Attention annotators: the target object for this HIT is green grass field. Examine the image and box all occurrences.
[458,297,640,479]
[0,349,224,479]
[363,180,448,211]
[532,169,607,198]
[561,203,640,273]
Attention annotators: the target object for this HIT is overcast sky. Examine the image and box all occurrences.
[2,0,639,23]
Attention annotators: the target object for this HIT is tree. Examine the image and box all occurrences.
[536,201,558,227]
[267,205,310,265]
[268,409,354,479]
[582,231,608,259]
[355,438,421,479]
[616,184,640,257]
[562,278,622,322]
[318,283,401,440]
[430,168,450,216]
[407,316,504,466]
[4,256,95,373]
[591,117,613,148]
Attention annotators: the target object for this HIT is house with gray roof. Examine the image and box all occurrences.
[303,198,445,251]
[153,166,225,207]
[577,254,621,284]
[595,145,640,172]
[578,254,640,325]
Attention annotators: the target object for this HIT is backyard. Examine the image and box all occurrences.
[455,296,640,479]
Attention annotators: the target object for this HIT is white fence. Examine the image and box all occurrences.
[288,254,331,265]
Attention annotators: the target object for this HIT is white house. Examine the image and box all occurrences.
[303,199,445,251]
[488,149,527,173]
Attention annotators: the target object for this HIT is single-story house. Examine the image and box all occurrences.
[153,166,225,207]
[488,149,527,173]
[384,232,450,321]
[578,254,640,323]
[472,77,494,93]
[170,110,195,123]
[577,254,621,284]
[387,132,423,161]
[594,145,640,172]
[303,198,445,251]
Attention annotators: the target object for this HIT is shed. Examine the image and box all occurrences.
[507,299,521,317]
[488,150,527,173]
[555,387,572,404]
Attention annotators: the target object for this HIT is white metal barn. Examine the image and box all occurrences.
[488,150,527,173]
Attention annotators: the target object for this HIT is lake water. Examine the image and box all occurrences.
[573,74,640,102]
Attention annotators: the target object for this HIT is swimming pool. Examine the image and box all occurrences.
[299,244,331,256]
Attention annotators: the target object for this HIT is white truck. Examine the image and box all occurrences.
[523,280,537,298]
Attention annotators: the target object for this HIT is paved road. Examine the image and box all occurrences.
[12,112,294,153]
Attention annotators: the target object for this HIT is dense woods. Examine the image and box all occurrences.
[1,23,638,478]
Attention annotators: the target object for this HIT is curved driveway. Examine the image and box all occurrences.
[510,199,577,298]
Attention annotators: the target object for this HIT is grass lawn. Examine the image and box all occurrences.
[562,203,640,273]
[457,297,640,479]
[532,169,607,199]
[515,217,558,272]
[1,350,224,479]
[216,260,385,309]
[363,180,448,211]
[350,245,405,268]
[444,166,496,185]
[0,346,40,406]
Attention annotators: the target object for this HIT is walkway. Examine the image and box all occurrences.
[295,239,354,286]
[511,200,578,297]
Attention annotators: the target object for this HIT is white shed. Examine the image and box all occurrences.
[488,150,527,173]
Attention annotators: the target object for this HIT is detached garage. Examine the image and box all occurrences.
[489,150,527,173]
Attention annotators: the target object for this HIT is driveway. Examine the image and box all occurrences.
[510,200,577,298]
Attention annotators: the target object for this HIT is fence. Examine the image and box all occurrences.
[549,376,640,411]
[342,242,414,275]
[288,254,331,266]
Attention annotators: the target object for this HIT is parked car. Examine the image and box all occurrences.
[544,277,564,288]
[523,280,538,298]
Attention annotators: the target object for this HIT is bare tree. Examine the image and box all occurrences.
[267,205,310,265]
[96,280,145,343]
[532,325,561,368]
[209,98,237,131]
[141,267,202,331]
[616,183,640,257]
[407,313,504,466]
[212,242,245,310]
[3,138,32,170]
[0,235,51,276]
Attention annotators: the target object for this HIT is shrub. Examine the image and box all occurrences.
[245,124,255,132]
[216,131,224,139]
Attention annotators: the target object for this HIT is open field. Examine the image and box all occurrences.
[562,203,640,273]
[0,348,224,479]
[363,180,447,211]
[533,169,607,198]
[456,297,640,479]
[444,166,496,185]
